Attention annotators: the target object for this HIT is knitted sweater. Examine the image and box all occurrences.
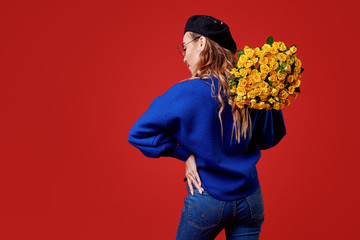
[128,75,286,200]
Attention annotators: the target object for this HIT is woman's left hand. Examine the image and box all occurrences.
[185,154,204,195]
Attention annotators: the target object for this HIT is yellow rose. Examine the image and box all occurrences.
[258,102,266,109]
[240,68,248,77]
[290,46,297,54]
[254,88,262,96]
[245,60,253,68]
[259,81,269,89]
[251,57,259,65]
[237,86,247,97]
[286,56,294,65]
[271,88,279,96]
[285,50,292,56]
[240,54,248,62]
[269,98,276,104]
[260,94,269,102]
[272,42,280,49]
[230,85,236,93]
[251,69,259,75]
[294,67,301,74]
[269,71,277,77]
[254,47,260,55]
[277,53,287,62]
[290,92,298,99]
[230,68,237,75]
[279,83,285,89]
[268,57,275,66]
[244,45,250,50]
[273,102,281,110]
[279,42,287,51]
[265,103,272,110]
[271,80,279,87]
[293,79,301,88]
[270,61,279,70]
[262,44,271,52]
[245,48,255,58]
[268,75,276,82]
[235,72,241,78]
[246,68,252,74]
[270,47,278,55]
[260,72,268,80]
[250,99,257,105]
[295,59,302,67]
[247,91,256,99]
[260,64,270,73]
[279,89,289,99]
[286,75,294,83]
[236,102,245,109]
[284,64,291,72]
[284,99,290,107]
[253,74,262,83]
[288,86,295,94]
[238,79,247,87]
[259,57,268,65]
[237,61,244,68]
[257,50,266,58]
[254,62,260,69]
[277,72,287,81]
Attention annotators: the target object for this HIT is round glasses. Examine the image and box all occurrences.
[177,36,201,57]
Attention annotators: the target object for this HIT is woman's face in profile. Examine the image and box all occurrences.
[182,32,204,75]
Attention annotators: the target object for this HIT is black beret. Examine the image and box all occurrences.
[184,15,237,54]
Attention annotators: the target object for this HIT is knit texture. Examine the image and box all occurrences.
[128,75,286,200]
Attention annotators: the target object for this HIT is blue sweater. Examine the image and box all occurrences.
[128,75,286,201]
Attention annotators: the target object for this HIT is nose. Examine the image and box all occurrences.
[183,55,187,63]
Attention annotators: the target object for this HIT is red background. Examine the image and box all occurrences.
[1,0,359,239]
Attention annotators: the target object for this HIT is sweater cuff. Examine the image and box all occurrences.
[169,145,192,162]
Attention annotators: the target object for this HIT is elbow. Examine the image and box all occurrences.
[259,131,287,150]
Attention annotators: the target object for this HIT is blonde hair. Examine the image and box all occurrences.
[188,32,251,143]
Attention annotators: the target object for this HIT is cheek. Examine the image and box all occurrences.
[189,50,200,65]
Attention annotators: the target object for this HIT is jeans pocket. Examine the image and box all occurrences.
[186,192,225,230]
[245,186,265,221]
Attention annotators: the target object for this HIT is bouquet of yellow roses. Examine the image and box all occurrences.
[229,36,303,110]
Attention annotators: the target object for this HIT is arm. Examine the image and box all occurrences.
[252,109,287,150]
[128,90,192,161]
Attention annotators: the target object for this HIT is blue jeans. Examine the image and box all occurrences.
[175,184,265,240]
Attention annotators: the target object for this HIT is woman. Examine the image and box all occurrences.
[128,15,286,240]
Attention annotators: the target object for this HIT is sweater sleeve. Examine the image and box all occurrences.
[128,91,192,162]
[252,109,287,150]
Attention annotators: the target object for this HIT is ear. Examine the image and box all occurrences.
[199,36,206,51]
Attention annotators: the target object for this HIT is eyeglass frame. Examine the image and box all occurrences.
[177,36,201,57]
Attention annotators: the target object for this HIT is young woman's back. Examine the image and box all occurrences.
[128,14,287,240]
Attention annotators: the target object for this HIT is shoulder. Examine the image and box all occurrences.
[158,77,213,100]
[170,77,212,92]
[152,77,215,113]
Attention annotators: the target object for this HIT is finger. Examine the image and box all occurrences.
[191,178,203,194]
[187,180,194,195]
[194,172,201,187]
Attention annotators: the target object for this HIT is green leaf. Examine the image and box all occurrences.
[295,87,301,93]
[280,62,286,68]
[237,49,244,58]
[267,36,274,46]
